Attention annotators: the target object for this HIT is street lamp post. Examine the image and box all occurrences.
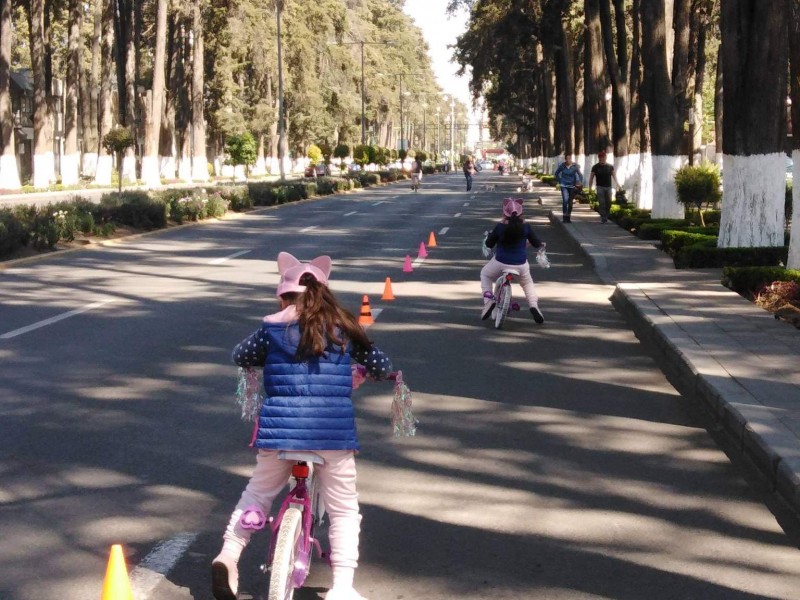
[421,102,427,153]
[435,107,440,156]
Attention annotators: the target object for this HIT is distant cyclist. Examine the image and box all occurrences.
[411,157,423,191]
[481,199,546,324]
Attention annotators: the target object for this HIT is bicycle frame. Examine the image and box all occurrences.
[264,454,327,590]
[492,270,521,329]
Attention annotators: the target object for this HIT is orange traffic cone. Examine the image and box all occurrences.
[101,545,134,600]
[403,255,413,272]
[382,277,395,301]
[428,231,437,247]
[358,295,374,326]
[418,242,428,258]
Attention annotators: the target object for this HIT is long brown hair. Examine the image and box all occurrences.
[282,272,372,360]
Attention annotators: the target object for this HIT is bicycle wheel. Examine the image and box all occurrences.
[268,507,303,600]
[494,281,511,329]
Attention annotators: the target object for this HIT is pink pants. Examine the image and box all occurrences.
[480,257,539,308]
[223,449,361,569]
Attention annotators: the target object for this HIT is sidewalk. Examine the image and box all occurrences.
[535,181,800,519]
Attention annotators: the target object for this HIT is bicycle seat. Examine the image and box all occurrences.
[278,451,325,464]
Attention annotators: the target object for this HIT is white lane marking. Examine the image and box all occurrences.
[372,201,386,206]
[454,213,462,218]
[1,299,118,340]
[300,226,318,233]
[208,249,251,265]
[412,257,425,268]
[131,533,197,598]
[372,308,383,320]
[344,211,358,216]
[463,202,470,206]
[439,227,450,235]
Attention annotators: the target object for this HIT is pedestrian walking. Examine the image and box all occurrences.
[587,150,622,223]
[554,153,584,223]
[463,156,476,191]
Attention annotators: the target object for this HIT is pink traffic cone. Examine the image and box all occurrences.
[403,255,413,272]
[418,242,428,258]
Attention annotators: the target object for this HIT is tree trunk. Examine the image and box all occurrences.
[787,0,800,268]
[573,32,586,169]
[584,0,609,159]
[600,0,632,183]
[81,0,102,178]
[29,0,55,188]
[628,0,651,207]
[719,0,788,247]
[0,0,20,189]
[190,0,208,181]
[641,0,684,217]
[142,0,167,187]
[714,41,723,166]
[62,0,81,186]
[95,0,115,186]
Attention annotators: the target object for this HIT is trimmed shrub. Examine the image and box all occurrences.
[636,219,692,240]
[218,185,252,211]
[0,208,27,258]
[675,245,788,269]
[660,230,719,256]
[99,191,168,229]
[674,162,721,226]
[722,266,800,298]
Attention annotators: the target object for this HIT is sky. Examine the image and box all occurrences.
[401,0,485,147]
[402,0,472,107]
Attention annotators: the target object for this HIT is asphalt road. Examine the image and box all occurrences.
[1,172,799,600]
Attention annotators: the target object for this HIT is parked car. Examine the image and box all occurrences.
[477,160,494,171]
[304,163,329,178]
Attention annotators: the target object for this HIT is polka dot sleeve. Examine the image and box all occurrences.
[350,343,393,380]
[231,328,269,367]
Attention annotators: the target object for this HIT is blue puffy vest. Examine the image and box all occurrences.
[254,322,359,451]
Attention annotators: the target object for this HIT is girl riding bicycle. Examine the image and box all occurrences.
[481,199,546,324]
[212,252,393,600]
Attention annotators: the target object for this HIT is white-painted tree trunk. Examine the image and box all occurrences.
[191,156,209,182]
[715,152,723,169]
[624,152,653,209]
[60,153,80,185]
[574,154,586,175]
[787,149,800,269]
[0,154,21,189]
[121,152,136,184]
[82,152,98,178]
[650,155,685,218]
[33,153,55,189]
[719,153,785,248]
[178,150,192,182]
[614,154,638,190]
[94,154,113,186]
[141,155,162,188]
[160,154,176,180]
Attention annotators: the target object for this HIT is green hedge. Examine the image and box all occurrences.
[722,266,800,298]
[675,245,788,269]
[635,219,691,240]
[660,230,720,256]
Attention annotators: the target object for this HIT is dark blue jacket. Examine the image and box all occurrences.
[485,222,543,265]
[232,318,393,451]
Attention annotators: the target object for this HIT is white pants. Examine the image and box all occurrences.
[480,257,539,308]
[223,449,361,569]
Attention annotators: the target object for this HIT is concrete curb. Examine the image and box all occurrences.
[609,284,800,518]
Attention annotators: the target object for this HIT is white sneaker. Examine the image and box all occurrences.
[211,554,238,600]
[326,587,369,600]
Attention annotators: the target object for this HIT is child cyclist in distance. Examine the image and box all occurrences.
[212,252,394,600]
[481,198,546,324]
